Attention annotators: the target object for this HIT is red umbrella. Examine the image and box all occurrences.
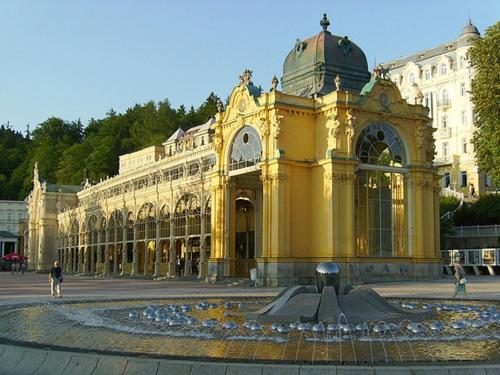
[1,253,23,261]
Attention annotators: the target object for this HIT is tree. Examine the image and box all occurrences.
[469,22,500,185]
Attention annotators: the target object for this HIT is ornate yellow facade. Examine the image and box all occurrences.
[26,16,441,285]
[207,69,440,285]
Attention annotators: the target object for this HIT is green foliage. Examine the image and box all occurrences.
[468,22,500,185]
[439,196,461,216]
[0,93,219,200]
[0,124,30,200]
[453,194,500,225]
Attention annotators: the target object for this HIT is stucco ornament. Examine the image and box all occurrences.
[258,117,270,141]
[216,99,224,113]
[33,161,39,182]
[345,108,357,155]
[416,122,435,162]
[239,69,253,86]
[271,111,284,149]
[213,123,223,155]
[326,111,341,151]
[338,36,352,55]
[372,64,390,80]
[271,75,279,91]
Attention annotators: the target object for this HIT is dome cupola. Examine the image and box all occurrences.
[460,18,480,38]
[281,14,371,97]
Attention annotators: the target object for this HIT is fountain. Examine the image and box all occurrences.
[0,263,498,369]
[239,263,428,323]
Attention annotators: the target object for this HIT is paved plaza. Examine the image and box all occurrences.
[0,273,498,374]
[0,272,498,301]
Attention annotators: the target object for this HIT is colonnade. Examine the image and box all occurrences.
[57,195,211,279]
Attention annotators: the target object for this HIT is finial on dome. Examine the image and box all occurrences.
[320,13,330,32]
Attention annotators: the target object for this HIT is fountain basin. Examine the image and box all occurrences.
[0,297,498,365]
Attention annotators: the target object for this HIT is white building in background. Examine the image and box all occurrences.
[0,200,28,255]
[383,20,494,195]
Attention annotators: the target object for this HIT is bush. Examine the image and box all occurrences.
[454,194,500,225]
[439,196,461,216]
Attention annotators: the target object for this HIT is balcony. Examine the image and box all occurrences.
[434,157,452,166]
[435,127,452,139]
[437,99,451,109]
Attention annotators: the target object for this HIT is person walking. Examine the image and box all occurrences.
[10,262,15,275]
[49,260,63,298]
[452,263,468,298]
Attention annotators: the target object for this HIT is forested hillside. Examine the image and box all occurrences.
[0,93,219,200]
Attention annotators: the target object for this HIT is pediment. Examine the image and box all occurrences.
[357,78,412,116]
[221,83,262,124]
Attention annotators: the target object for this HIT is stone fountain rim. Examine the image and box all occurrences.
[0,339,500,375]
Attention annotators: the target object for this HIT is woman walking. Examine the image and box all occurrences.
[452,263,468,298]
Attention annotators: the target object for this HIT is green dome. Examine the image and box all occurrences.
[281,14,371,97]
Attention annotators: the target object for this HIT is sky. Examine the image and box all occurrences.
[1,0,498,133]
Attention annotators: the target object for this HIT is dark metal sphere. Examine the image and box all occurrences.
[315,262,341,295]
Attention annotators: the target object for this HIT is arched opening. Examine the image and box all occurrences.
[136,202,155,275]
[229,126,262,172]
[235,196,256,276]
[159,205,171,272]
[173,194,201,276]
[126,212,134,269]
[223,125,263,278]
[355,123,408,257]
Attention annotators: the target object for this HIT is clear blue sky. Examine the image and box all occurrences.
[1,0,498,133]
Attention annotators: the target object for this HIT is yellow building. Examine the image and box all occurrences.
[27,15,441,285]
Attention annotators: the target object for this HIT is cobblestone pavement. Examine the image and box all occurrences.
[0,272,498,302]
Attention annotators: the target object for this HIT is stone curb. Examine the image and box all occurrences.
[0,343,498,375]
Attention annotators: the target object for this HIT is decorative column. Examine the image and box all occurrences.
[82,230,87,274]
[80,247,85,274]
[96,245,102,276]
[121,222,127,275]
[112,223,117,275]
[259,173,271,259]
[37,222,46,272]
[154,219,161,278]
[90,240,95,274]
[97,229,102,274]
[168,217,176,277]
[131,226,138,276]
[67,240,73,272]
[104,243,110,276]
[198,193,207,279]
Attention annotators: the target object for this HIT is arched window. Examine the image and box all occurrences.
[441,115,448,129]
[356,123,405,167]
[229,126,262,171]
[441,89,449,106]
[108,215,116,243]
[160,205,170,238]
[355,123,408,258]
[136,203,155,240]
[87,216,97,246]
[173,194,201,237]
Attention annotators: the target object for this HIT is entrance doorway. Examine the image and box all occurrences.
[235,197,256,276]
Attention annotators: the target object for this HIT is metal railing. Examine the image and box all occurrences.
[450,225,500,237]
[441,248,499,266]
